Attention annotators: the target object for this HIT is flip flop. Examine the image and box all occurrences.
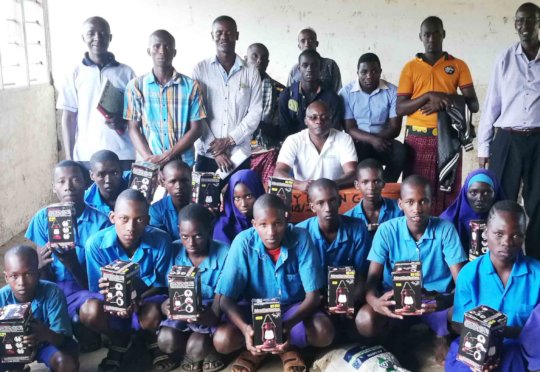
[279,350,307,372]
[147,342,180,372]
[98,338,133,372]
[231,350,266,372]
[181,355,203,372]
[202,351,225,372]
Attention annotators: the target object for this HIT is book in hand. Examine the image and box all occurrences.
[97,79,126,134]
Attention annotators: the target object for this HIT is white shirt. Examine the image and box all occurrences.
[56,57,136,161]
[192,55,262,158]
[277,129,358,181]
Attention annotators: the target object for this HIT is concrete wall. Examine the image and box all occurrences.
[0,85,57,245]
[46,0,525,175]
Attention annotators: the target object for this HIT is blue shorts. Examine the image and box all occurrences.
[56,280,102,318]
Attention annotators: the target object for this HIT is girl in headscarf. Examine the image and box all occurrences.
[440,168,504,253]
[213,170,266,244]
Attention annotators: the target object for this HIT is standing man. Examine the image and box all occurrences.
[478,2,540,258]
[279,49,342,139]
[245,43,285,184]
[193,16,262,175]
[125,30,205,167]
[58,17,135,171]
[397,16,479,215]
[288,27,342,92]
[340,53,406,182]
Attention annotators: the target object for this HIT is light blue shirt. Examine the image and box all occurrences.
[85,225,172,292]
[344,198,403,232]
[368,216,467,293]
[453,253,540,328]
[215,225,324,305]
[149,196,180,241]
[25,205,110,283]
[296,215,371,276]
[0,281,72,336]
[84,171,130,215]
[339,79,398,134]
[170,239,229,300]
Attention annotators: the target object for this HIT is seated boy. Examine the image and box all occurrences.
[212,194,334,372]
[345,159,402,234]
[149,159,192,240]
[80,189,174,372]
[158,203,229,371]
[296,179,371,309]
[446,201,540,371]
[0,245,78,372]
[85,150,130,215]
[25,160,110,350]
[356,175,467,364]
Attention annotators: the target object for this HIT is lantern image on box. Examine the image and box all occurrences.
[51,222,61,239]
[276,188,287,204]
[401,282,417,312]
[172,292,182,312]
[335,281,350,312]
[261,315,277,350]
[3,334,15,356]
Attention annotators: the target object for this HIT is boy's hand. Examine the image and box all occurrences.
[98,277,109,296]
[372,290,403,320]
[242,324,264,356]
[53,248,78,268]
[23,319,49,347]
[38,245,54,269]
[188,306,218,327]
[270,327,290,354]
[161,298,170,317]
[112,303,134,319]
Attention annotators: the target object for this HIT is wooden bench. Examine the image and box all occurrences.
[290,183,401,223]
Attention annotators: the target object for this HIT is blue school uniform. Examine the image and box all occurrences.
[170,239,229,300]
[368,216,467,293]
[85,225,172,292]
[84,171,130,215]
[149,196,180,241]
[0,280,72,336]
[296,215,371,276]
[25,205,110,284]
[453,252,540,328]
[215,225,324,306]
[344,197,403,229]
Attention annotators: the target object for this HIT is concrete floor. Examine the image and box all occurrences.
[1,232,444,371]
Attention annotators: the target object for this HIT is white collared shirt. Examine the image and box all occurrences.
[192,55,262,158]
[277,128,358,181]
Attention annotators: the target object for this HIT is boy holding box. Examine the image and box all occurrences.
[25,160,110,352]
[158,203,229,371]
[81,189,174,372]
[296,179,371,309]
[213,194,334,372]
[446,201,540,371]
[1,246,78,372]
[356,175,467,364]
[149,159,192,240]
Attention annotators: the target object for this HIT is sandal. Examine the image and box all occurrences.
[148,342,180,372]
[202,351,225,372]
[279,350,307,372]
[231,351,266,372]
[98,338,133,372]
[181,356,203,371]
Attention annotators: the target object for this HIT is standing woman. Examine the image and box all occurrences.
[213,170,266,244]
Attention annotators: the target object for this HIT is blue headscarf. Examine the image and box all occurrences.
[213,170,266,245]
[440,168,504,253]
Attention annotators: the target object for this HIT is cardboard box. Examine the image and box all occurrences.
[267,177,294,208]
[469,220,488,261]
[251,298,283,351]
[327,266,355,315]
[457,305,507,371]
[47,202,77,253]
[168,266,202,320]
[392,261,423,316]
[0,303,35,364]
[191,172,221,209]
[101,260,140,313]
[129,161,160,202]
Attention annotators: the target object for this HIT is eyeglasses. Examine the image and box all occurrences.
[515,17,540,26]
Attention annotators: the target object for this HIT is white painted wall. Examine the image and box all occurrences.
[0,85,57,245]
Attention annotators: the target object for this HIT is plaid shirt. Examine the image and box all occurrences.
[123,70,206,166]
